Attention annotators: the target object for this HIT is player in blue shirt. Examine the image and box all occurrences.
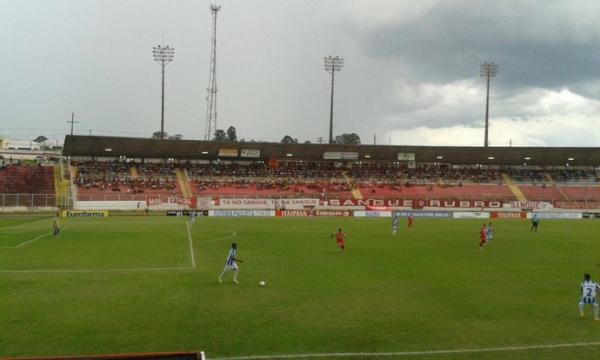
[579,273,600,321]
[218,243,242,284]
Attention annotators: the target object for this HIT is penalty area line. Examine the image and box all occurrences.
[0,266,195,274]
[0,232,54,249]
[209,341,600,360]
[186,220,197,269]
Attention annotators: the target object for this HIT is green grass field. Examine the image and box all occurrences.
[1,214,600,359]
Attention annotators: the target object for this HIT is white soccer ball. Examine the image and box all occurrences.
[259,280,266,287]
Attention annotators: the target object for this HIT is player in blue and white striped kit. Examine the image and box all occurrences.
[486,222,494,243]
[579,273,600,321]
[392,214,399,235]
[218,243,242,284]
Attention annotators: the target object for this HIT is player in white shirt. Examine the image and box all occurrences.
[579,273,600,321]
[218,243,242,284]
[486,222,494,242]
[392,215,399,235]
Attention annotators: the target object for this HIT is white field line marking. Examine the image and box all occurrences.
[0,217,50,232]
[0,232,53,249]
[186,220,197,269]
[209,341,600,360]
[0,226,237,274]
[15,232,53,248]
[0,266,195,274]
[203,231,237,243]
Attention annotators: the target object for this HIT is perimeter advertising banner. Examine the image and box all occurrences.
[209,210,275,217]
[276,210,353,217]
[490,212,527,219]
[527,212,583,219]
[393,211,452,218]
[62,210,109,217]
[323,198,506,208]
[147,197,196,208]
[215,198,319,209]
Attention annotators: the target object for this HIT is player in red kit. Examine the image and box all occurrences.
[479,223,487,249]
[331,228,345,250]
[407,212,414,228]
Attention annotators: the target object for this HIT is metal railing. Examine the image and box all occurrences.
[0,194,57,208]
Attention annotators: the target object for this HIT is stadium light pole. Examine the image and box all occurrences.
[324,55,344,144]
[480,61,498,147]
[153,45,175,140]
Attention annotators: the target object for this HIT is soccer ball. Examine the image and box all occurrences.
[259,280,266,287]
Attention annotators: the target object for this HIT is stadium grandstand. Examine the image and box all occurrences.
[2,134,599,210]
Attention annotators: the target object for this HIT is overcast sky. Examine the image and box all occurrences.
[2,0,600,146]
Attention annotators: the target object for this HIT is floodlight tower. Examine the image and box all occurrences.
[480,61,498,147]
[204,4,221,140]
[324,55,344,144]
[153,44,175,139]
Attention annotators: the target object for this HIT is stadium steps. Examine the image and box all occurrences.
[130,166,139,179]
[545,173,571,201]
[54,165,69,208]
[501,173,527,201]
[342,173,363,200]
[176,168,192,198]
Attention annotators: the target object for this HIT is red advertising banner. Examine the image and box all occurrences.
[322,198,506,208]
[147,197,194,207]
[490,211,527,219]
[276,210,353,217]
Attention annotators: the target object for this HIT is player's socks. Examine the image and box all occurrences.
[233,279,239,284]
[218,278,223,284]
[579,303,585,317]
[593,304,599,320]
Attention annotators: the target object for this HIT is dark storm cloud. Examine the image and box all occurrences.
[362,1,600,90]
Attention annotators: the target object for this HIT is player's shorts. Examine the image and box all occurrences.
[223,262,238,271]
[337,240,344,247]
[581,296,597,305]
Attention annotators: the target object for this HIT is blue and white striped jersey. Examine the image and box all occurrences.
[226,248,237,266]
[581,280,600,303]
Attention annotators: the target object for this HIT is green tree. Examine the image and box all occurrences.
[226,126,237,142]
[213,129,227,141]
[281,135,298,144]
[335,133,361,145]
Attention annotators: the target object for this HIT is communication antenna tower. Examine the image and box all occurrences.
[204,4,221,140]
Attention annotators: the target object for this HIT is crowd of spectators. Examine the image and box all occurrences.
[507,168,598,183]
[71,160,599,195]
[74,161,177,193]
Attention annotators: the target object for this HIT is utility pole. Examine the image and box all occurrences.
[480,61,498,147]
[324,55,344,144]
[153,44,175,139]
[67,112,78,135]
[317,136,324,144]
[204,4,221,140]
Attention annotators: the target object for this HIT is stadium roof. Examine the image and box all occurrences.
[62,135,600,166]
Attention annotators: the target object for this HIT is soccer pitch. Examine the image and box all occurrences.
[2,215,600,359]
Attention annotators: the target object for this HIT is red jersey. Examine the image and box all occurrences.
[480,228,486,240]
[335,232,345,242]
